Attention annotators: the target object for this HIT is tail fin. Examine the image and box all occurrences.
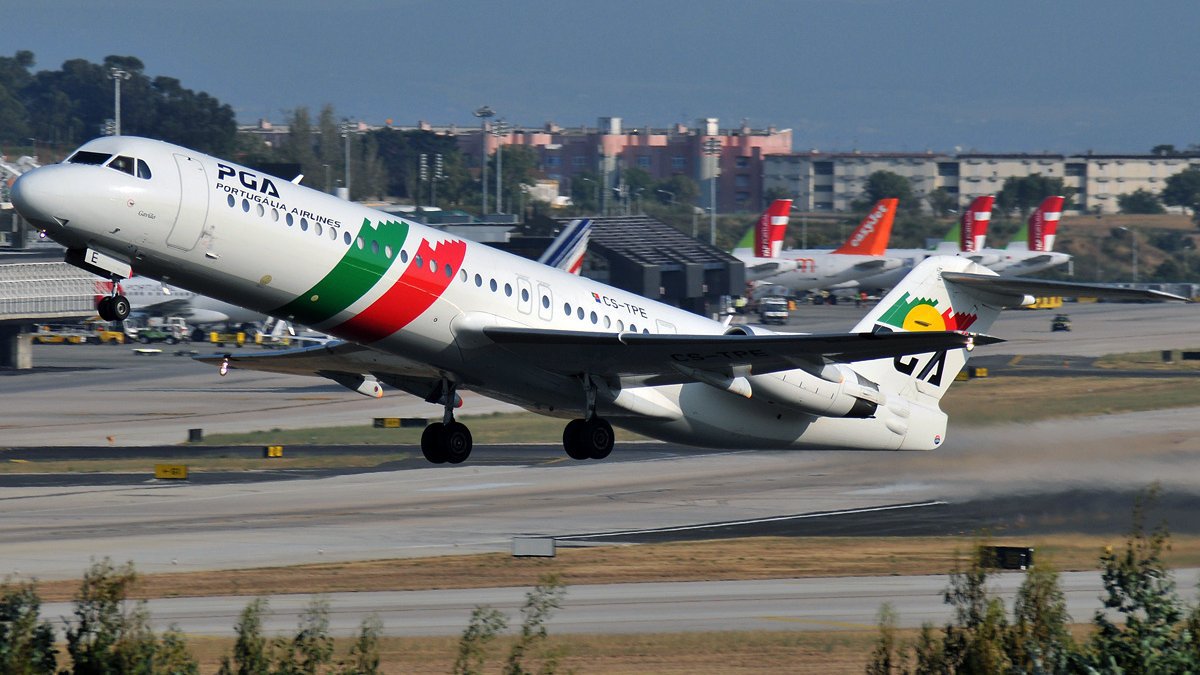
[959,195,994,252]
[538,218,591,274]
[833,198,897,255]
[848,256,1002,404]
[1029,196,1063,252]
[752,199,791,258]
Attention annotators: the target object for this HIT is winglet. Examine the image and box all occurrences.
[833,198,896,255]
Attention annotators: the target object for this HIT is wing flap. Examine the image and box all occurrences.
[942,272,1190,303]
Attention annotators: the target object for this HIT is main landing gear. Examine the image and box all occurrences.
[420,381,473,465]
[96,292,131,322]
[561,375,614,460]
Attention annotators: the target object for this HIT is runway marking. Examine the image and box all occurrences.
[1008,355,1024,366]
[556,500,947,540]
[417,482,528,493]
[760,616,877,630]
[539,457,568,466]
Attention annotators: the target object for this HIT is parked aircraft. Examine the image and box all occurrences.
[846,195,998,290]
[11,137,1180,464]
[985,196,1071,276]
[733,198,903,291]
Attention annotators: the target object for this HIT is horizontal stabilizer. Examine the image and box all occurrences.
[942,273,1190,304]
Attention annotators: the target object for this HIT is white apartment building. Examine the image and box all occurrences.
[764,152,1200,214]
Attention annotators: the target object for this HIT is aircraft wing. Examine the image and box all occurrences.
[942,273,1190,303]
[482,326,998,381]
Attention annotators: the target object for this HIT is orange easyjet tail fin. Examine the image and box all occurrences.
[833,198,896,255]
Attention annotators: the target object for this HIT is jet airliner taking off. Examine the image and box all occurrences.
[732,198,903,291]
[11,137,1183,464]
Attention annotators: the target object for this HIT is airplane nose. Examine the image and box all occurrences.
[11,168,66,229]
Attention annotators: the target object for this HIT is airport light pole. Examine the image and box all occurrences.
[108,68,131,136]
[492,119,508,214]
[473,106,494,215]
[340,119,356,200]
[1117,226,1139,282]
[703,138,721,245]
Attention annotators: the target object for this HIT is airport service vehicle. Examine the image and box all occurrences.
[31,324,89,344]
[757,297,790,325]
[11,136,1183,464]
[1051,314,1071,332]
[83,319,126,344]
[732,199,903,291]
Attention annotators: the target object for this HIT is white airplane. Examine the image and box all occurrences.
[11,137,1182,464]
[732,198,903,291]
[121,218,594,327]
[846,195,1000,290]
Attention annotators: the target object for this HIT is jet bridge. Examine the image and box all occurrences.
[0,260,101,368]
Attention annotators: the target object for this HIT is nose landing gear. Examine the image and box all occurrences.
[97,293,130,322]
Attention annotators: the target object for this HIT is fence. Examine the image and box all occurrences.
[0,262,101,319]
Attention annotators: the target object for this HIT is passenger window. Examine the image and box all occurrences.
[577,307,584,320]
[227,195,235,208]
[286,213,295,227]
[564,302,571,315]
[107,156,135,175]
[400,250,409,263]
[590,311,598,324]
[475,274,483,287]
[241,199,250,212]
[521,288,530,302]
[504,283,512,297]
[384,245,393,259]
[489,279,497,292]
[136,159,152,179]
[343,231,351,245]
[445,263,453,278]
[314,223,323,236]
[256,203,265,217]
[300,217,308,231]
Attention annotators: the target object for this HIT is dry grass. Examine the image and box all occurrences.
[31,534,1200,604]
[941,376,1200,426]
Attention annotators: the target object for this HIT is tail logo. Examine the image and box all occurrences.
[876,292,978,332]
[848,203,887,248]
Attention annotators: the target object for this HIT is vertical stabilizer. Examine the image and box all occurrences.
[848,256,1003,404]
[959,195,994,252]
[753,199,792,258]
[1029,196,1064,252]
[833,198,897,255]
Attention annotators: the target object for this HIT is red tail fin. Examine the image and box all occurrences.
[834,198,896,255]
[754,199,792,258]
[959,195,994,252]
[1029,196,1064,252]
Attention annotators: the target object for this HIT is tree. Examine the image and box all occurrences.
[453,606,507,675]
[862,171,914,211]
[1089,485,1194,673]
[274,596,335,674]
[1009,562,1076,673]
[217,598,271,675]
[64,558,199,674]
[1119,188,1166,214]
[996,174,1071,219]
[926,187,957,218]
[865,604,903,675]
[569,170,599,213]
[339,615,382,675]
[503,574,566,675]
[495,144,540,215]
[1162,167,1200,224]
[0,581,57,674]
[1151,144,1180,157]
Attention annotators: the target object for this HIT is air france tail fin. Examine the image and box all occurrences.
[1029,196,1063,252]
[959,195,994,252]
[833,198,897,255]
[538,218,591,274]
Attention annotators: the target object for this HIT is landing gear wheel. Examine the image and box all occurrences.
[563,419,589,460]
[582,418,614,459]
[421,422,447,464]
[110,295,130,321]
[97,296,114,321]
[441,422,473,464]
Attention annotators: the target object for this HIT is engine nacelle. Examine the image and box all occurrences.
[324,372,384,399]
[747,365,881,418]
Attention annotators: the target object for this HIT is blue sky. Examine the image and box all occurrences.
[9,0,1197,153]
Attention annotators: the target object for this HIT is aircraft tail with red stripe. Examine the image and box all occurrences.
[959,195,994,252]
[1007,196,1064,252]
[833,198,897,255]
[752,199,791,258]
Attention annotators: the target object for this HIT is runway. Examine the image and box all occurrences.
[2,301,1198,637]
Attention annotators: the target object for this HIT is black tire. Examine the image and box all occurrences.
[562,419,589,459]
[165,336,178,345]
[441,422,473,464]
[582,418,614,460]
[97,296,114,321]
[421,422,447,464]
[111,295,131,320]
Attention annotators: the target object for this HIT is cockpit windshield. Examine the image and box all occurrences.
[65,150,111,165]
[64,150,152,180]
